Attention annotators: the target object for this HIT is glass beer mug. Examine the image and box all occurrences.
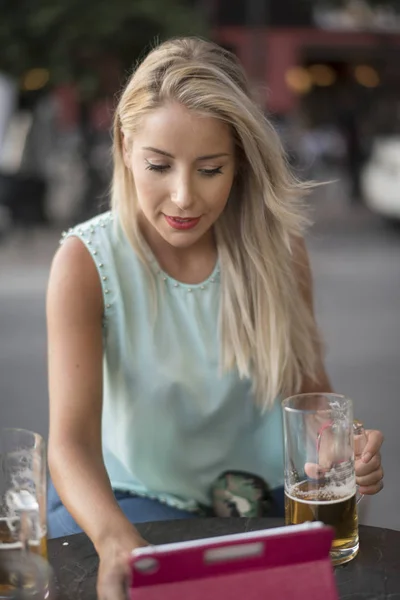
[0,551,55,600]
[283,394,367,566]
[0,429,47,596]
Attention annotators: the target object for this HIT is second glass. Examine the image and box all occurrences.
[0,428,47,595]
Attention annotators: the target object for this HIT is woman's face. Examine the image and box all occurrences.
[125,102,235,248]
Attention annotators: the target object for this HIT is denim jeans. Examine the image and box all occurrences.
[47,480,285,539]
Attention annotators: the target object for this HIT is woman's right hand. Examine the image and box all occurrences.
[97,530,149,600]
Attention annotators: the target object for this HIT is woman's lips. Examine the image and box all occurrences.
[164,215,201,230]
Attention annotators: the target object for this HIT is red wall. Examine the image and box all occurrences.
[215,27,400,114]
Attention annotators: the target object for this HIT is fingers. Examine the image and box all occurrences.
[354,432,367,457]
[355,453,381,477]
[304,429,384,495]
[360,430,384,464]
[355,438,384,495]
[305,455,384,493]
[355,430,384,497]
[356,466,384,487]
[304,462,329,480]
[358,480,384,496]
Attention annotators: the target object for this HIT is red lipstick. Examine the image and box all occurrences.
[164,215,201,230]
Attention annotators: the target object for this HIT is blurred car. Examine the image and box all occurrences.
[361,137,400,221]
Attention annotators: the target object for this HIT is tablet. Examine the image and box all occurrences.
[130,522,338,600]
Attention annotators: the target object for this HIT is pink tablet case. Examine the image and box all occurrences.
[130,525,338,600]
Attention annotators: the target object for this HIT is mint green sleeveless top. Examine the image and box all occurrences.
[62,211,284,512]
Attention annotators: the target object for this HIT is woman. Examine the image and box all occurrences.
[46,38,384,599]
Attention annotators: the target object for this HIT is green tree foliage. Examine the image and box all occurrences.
[0,0,207,83]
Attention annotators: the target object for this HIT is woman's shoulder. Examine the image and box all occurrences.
[49,211,120,322]
[47,232,104,326]
[52,211,148,322]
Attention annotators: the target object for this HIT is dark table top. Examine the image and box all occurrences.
[48,519,400,600]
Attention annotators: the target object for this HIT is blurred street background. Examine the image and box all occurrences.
[1,0,400,530]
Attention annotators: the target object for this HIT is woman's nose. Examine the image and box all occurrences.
[171,178,195,211]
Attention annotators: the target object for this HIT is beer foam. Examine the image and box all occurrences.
[286,481,356,505]
[0,541,22,550]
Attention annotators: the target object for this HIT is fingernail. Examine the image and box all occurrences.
[362,452,372,463]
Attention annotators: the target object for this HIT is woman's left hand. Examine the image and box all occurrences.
[355,429,384,495]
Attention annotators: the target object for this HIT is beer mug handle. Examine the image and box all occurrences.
[353,420,368,505]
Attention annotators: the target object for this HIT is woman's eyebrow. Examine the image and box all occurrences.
[142,146,230,160]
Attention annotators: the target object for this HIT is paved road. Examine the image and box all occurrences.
[1,195,399,531]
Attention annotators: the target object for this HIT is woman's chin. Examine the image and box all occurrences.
[162,230,202,248]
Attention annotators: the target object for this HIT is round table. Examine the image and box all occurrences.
[48,519,400,599]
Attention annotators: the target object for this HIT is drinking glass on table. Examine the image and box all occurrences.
[0,551,55,600]
[0,429,47,594]
[283,394,367,566]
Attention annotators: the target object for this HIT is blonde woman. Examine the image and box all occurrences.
[46,38,384,599]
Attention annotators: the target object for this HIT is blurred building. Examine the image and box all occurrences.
[212,0,400,130]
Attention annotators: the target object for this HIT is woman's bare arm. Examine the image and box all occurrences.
[47,237,144,553]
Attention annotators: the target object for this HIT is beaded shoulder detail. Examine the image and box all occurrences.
[59,212,115,320]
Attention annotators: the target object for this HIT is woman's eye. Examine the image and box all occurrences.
[145,163,223,177]
[200,167,223,177]
[146,163,170,173]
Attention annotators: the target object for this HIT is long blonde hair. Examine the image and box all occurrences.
[111,37,320,410]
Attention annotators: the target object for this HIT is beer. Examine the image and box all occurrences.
[0,517,48,594]
[285,480,358,565]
